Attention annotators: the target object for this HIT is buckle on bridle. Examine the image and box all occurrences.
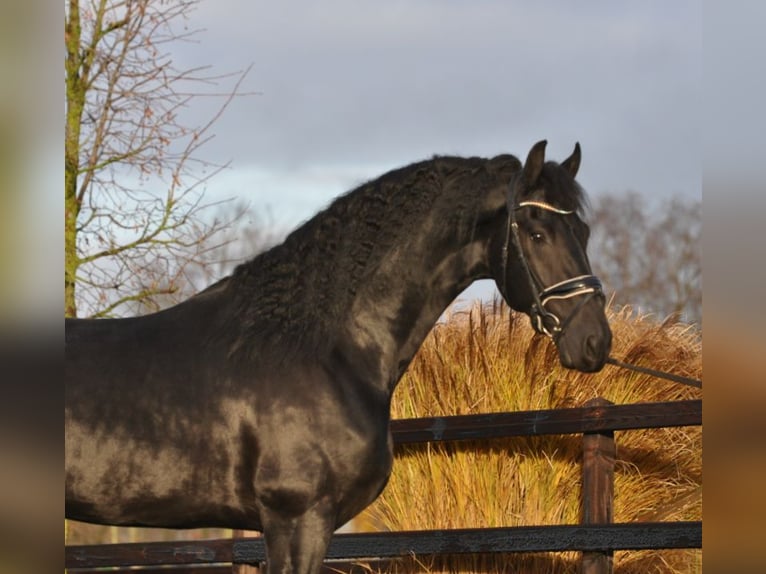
[530,304,563,339]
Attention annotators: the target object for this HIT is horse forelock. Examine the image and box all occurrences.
[537,161,589,217]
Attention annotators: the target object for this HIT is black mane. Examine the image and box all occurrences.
[225,154,522,353]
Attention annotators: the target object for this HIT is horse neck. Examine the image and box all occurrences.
[343,195,494,393]
[227,156,515,393]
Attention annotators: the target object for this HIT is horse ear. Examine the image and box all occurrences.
[561,142,581,178]
[523,140,547,186]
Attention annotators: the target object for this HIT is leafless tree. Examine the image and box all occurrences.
[65,0,252,318]
[588,192,701,325]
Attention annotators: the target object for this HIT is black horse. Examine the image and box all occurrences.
[66,141,611,573]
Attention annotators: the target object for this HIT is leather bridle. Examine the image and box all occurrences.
[496,167,701,390]
[501,189,604,342]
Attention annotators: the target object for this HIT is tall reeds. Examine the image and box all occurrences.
[358,301,701,573]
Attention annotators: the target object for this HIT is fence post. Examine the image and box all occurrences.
[233,530,260,573]
[581,397,615,574]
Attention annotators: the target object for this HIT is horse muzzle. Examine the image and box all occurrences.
[529,275,612,372]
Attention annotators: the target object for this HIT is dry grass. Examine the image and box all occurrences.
[357,301,701,574]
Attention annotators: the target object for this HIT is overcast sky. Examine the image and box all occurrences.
[173,0,701,232]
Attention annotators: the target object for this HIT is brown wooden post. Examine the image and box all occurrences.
[581,397,616,574]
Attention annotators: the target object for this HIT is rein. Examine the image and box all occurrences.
[604,356,702,389]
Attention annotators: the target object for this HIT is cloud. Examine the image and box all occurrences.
[173,0,701,223]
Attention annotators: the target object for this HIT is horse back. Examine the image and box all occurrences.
[65,294,240,526]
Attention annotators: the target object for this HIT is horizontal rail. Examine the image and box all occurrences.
[389,399,701,443]
[65,563,397,574]
[65,566,392,574]
[66,521,701,569]
[68,568,232,574]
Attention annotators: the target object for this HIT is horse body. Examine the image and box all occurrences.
[66,142,611,573]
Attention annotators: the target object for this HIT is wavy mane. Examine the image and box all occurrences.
[224,154,522,354]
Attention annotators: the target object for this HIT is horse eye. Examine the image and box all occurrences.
[530,231,544,243]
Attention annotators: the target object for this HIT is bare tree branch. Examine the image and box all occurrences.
[588,192,701,325]
[65,0,257,317]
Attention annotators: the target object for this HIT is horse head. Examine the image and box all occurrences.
[495,140,612,372]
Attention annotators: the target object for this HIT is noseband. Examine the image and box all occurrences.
[502,193,604,341]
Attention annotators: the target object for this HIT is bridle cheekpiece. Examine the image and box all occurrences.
[502,188,604,342]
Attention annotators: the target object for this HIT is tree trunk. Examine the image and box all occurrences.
[64,0,84,318]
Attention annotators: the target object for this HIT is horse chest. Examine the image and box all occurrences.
[248,382,393,527]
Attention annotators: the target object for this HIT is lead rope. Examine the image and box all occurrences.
[604,356,702,389]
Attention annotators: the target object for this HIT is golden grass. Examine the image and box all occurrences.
[357,301,701,574]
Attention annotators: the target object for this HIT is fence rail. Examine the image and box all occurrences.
[390,399,701,443]
[67,522,701,571]
[66,399,702,573]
